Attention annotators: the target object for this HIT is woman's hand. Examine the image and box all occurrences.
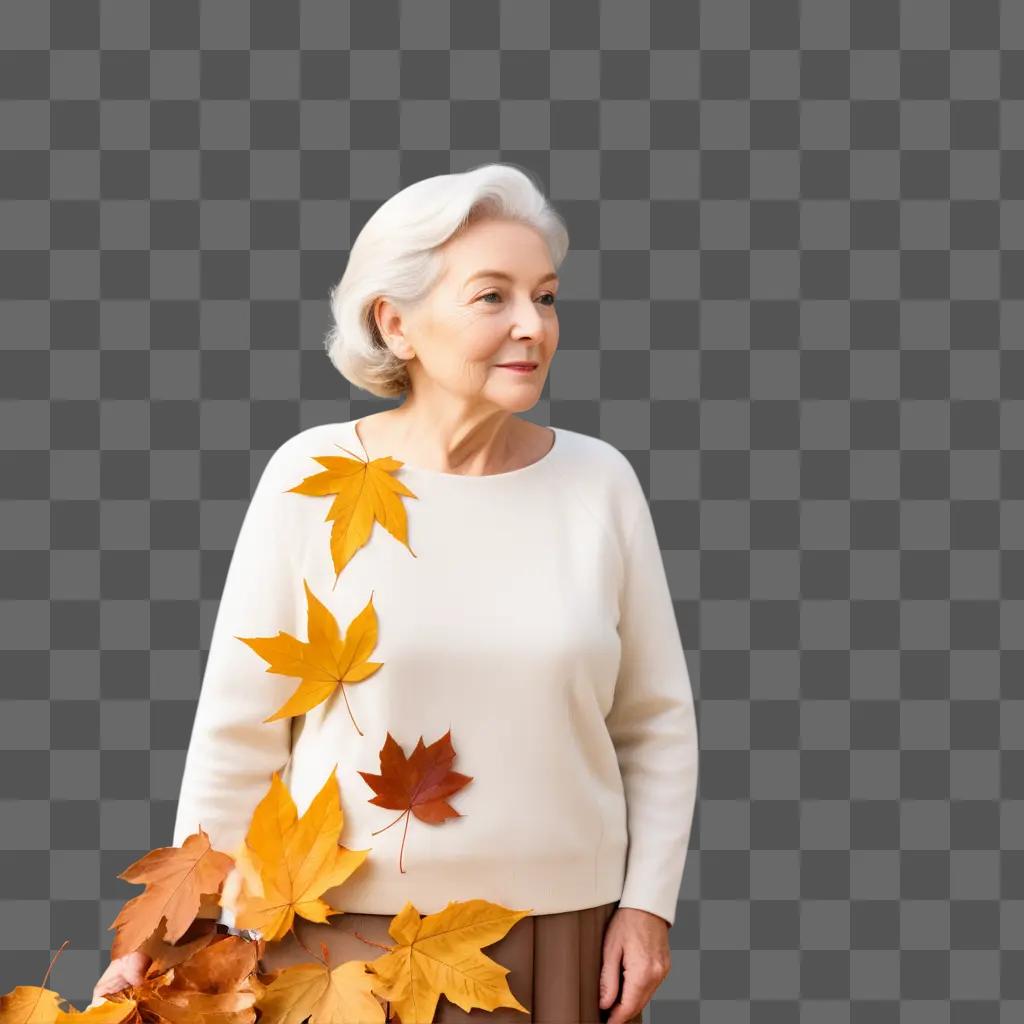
[599,907,671,1023]
[89,863,245,1008]
[89,950,152,1008]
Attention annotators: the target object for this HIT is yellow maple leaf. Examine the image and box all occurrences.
[365,899,532,1024]
[236,581,383,736]
[233,769,369,944]
[0,986,135,1024]
[256,957,385,1024]
[285,445,418,582]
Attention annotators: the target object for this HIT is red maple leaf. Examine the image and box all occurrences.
[358,729,474,873]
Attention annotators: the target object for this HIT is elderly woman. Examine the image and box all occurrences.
[94,163,698,1022]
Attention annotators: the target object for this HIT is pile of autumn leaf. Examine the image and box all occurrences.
[0,764,532,1024]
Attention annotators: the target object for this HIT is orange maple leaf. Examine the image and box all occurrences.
[364,899,531,1023]
[82,932,263,1024]
[232,768,370,943]
[106,829,235,960]
[285,444,418,583]
[236,580,383,736]
[135,932,264,1024]
[358,730,474,873]
[256,952,385,1024]
[136,916,223,973]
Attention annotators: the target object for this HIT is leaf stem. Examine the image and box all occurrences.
[42,940,69,990]
[339,682,364,736]
[32,941,69,1015]
[399,808,410,874]
[352,931,392,953]
[332,441,367,465]
[292,926,326,967]
[368,808,411,871]
[370,809,407,836]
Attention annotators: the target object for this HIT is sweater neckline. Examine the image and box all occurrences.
[346,417,561,483]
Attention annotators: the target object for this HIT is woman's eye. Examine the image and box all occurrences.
[479,292,556,305]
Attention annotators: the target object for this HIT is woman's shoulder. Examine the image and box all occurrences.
[555,426,647,499]
[542,428,651,547]
[261,422,358,474]
[245,424,356,506]
[552,425,635,474]
[277,421,355,455]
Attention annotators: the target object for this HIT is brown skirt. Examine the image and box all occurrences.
[257,901,643,1024]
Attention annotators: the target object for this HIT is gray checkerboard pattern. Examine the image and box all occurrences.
[2,0,1020,1018]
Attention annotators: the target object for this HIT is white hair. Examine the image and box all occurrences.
[323,162,570,398]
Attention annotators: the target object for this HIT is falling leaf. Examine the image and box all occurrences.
[256,956,385,1024]
[233,769,370,943]
[107,829,236,959]
[358,730,473,873]
[96,932,264,1024]
[236,582,383,736]
[137,915,222,973]
[0,986,135,1024]
[365,899,531,1024]
[286,445,418,582]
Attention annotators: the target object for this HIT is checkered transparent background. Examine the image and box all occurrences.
[2,0,1023,1018]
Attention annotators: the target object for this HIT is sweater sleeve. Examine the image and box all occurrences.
[605,472,699,929]
[171,444,299,880]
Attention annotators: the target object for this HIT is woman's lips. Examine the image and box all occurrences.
[497,362,538,373]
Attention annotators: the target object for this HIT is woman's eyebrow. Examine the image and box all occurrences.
[464,270,559,286]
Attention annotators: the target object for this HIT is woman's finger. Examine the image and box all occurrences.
[92,974,125,1001]
[599,941,623,1009]
[606,967,650,1024]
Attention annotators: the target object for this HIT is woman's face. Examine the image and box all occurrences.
[375,217,560,412]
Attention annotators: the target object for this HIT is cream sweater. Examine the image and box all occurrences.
[171,419,698,929]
